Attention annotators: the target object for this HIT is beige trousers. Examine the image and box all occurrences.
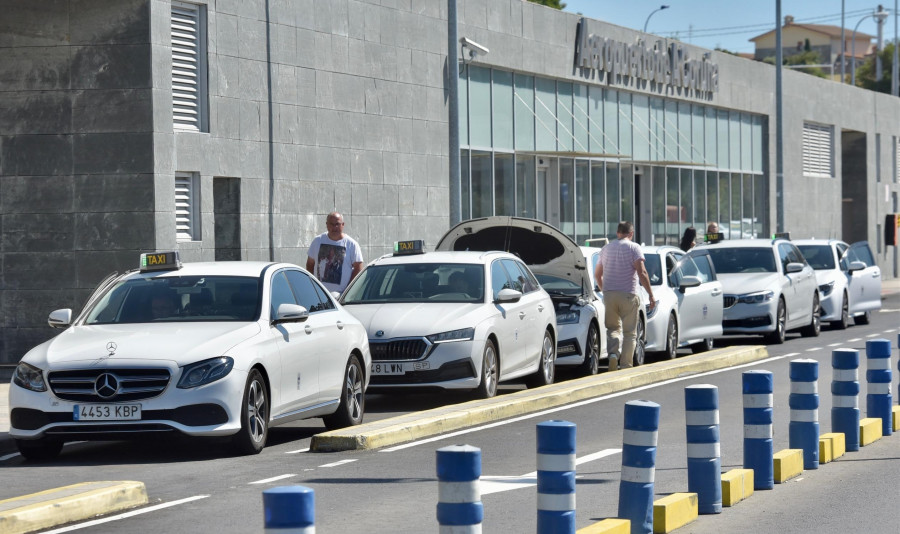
[604,290,641,369]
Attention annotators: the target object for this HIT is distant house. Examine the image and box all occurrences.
[750,15,874,72]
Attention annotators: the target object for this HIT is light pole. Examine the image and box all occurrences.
[643,5,670,33]
[852,10,888,85]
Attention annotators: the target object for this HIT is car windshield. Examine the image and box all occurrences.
[644,254,663,286]
[536,274,581,296]
[342,263,484,304]
[706,247,777,274]
[84,275,260,324]
[797,245,835,270]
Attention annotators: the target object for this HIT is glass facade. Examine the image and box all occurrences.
[460,66,768,243]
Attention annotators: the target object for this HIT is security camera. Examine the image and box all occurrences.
[459,37,489,57]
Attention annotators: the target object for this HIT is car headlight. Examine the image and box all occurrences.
[427,327,475,344]
[737,291,775,304]
[556,310,581,324]
[177,357,234,389]
[13,362,47,392]
[818,282,834,296]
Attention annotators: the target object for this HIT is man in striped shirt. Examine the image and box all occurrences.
[595,222,656,371]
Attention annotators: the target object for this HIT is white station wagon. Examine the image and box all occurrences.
[9,252,371,460]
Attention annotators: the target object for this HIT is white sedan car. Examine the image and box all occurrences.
[795,239,882,328]
[436,217,606,376]
[9,252,371,460]
[340,241,557,398]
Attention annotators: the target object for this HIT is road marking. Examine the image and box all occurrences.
[806,347,820,352]
[827,343,843,347]
[319,459,357,468]
[865,333,879,338]
[285,447,310,454]
[0,441,87,463]
[41,495,210,533]
[383,354,800,452]
[848,338,861,342]
[480,449,621,496]
[249,474,297,485]
[884,329,897,333]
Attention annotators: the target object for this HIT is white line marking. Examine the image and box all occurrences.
[382,354,798,451]
[0,441,87,463]
[827,343,843,347]
[480,449,621,496]
[884,329,897,333]
[285,447,310,454]
[575,449,622,466]
[865,334,879,338]
[249,474,297,485]
[41,495,210,533]
[848,338,861,342]
[319,459,357,468]
[806,347,820,352]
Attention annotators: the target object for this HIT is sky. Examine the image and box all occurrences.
[562,1,900,54]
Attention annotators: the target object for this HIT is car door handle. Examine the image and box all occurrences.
[336,320,344,330]
[304,324,313,334]
[711,289,722,296]
[538,305,545,313]
[519,312,527,319]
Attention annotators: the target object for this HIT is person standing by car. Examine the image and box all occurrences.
[595,222,657,371]
[306,211,364,293]
[679,227,697,252]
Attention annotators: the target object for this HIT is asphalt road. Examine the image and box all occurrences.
[2,295,898,533]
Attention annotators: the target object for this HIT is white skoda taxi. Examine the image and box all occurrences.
[340,240,557,398]
[9,252,371,460]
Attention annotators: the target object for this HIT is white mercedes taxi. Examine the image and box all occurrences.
[794,239,882,328]
[435,217,605,376]
[340,240,557,398]
[9,252,371,460]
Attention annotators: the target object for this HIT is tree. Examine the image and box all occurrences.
[854,42,895,93]
[714,47,739,56]
[528,0,566,9]
[762,50,827,79]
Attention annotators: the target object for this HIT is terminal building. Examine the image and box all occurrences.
[1,0,898,363]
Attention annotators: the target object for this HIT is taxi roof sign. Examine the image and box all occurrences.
[393,240,425,256]
[140,251,182,272]
[704,232,723,243]
[772,232,791,241]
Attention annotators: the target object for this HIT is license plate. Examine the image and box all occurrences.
[74,404,142,421]
[371,363,406,375]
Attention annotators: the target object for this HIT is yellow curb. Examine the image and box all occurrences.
[721,468,753,506]
[773,449,803,483]
[859,418,883,446]
[0,481,148,534]
[652,492,698,533]
[312,346,769,451]
[819,432,845,463]
[577,518,630,534]
[892,406,899,432]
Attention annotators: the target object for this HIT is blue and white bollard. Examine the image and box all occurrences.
[684,384,722,514]
[831,348,861,452]
[743,370,774,490]
[789,359,819,469]
[866,339,893,436]
[618,400,660,534]
[263,486,315,533]
[536,420,576,534]
[436,444,483,533]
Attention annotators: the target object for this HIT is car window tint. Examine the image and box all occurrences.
[500,259,524,292]
[270,271,298,317]
[692,255,715,283]
[516,261,541,293]
[285,270,328,313]
[788,245,805,265]
[491,260,513,299]
[850,243,875,266]
[836,243,850,270]
[644,254,663,285]
[311,278,336,310]
[707,247,777,273]
[797,245,835,270]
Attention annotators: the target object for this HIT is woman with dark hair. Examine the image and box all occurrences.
[679,227,697,252]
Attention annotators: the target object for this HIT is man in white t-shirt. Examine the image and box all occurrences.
[306,212,364,293]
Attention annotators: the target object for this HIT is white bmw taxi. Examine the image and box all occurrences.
[340,240,557,398]
[9,252,371,460]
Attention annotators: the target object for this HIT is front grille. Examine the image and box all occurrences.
[48,368,171,402]
[369,339,429,361]
[723,296,737,309]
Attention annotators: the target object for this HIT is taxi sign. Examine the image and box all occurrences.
[393,240,425,256]
[704,232,723,243]
[140,251,182,272]
[772,232,791,241]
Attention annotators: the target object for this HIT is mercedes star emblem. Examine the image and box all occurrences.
[106,341,117,355]
[94,373,120,399]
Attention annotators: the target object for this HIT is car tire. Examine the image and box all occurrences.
[324,354,365,430]
[661,314,678,360]
[632,318,646,367]
[801,294,821,337]
[527,330,556,388]
[832,292,850,330]
[765,299,786,344]
[232,369,269,455]
[854,310,871,325]
[474,339,499,399]
[692,337,715,354]
[579,323,601,376]
[16,438,63,462]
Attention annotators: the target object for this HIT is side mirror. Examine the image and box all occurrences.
[847,261,866,273]
[785,262,804,274]
[48,309,73,328]
[678,276,702,292]
[273,303,309,324]
[494,288,523,304]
